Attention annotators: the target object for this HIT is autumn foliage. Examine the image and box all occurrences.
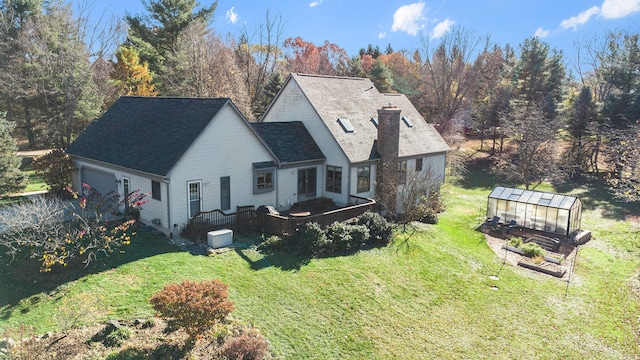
[150,280,234,339]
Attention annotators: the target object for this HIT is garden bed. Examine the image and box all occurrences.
[517,257,566,278]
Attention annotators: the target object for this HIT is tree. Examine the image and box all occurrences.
[125,0,218,77]
[0,184,148,272]
[512,37,565,106]
[0,0,103,148]
[254,71,283,119]
[494,103,559,190]
[235,9,285,119]
[368,59,394,93]
[111,45,157,97]
[283,36,348,75]
[415,26,486,138]
[31,148,73,196]
[0,112,25,196]
[161,23,251,115]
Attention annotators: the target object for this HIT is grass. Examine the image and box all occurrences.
[1,169,639,359]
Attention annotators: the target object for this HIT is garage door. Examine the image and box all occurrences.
[80,167,118,197]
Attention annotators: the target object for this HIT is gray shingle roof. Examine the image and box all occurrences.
[66,96,231,176]
[288,73,450,163]
[251,122,325,164]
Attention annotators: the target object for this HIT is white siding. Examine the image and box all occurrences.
[167,104,277,232]
[275,167,298,210]
[71,158,168,232]
[263,80,351,204]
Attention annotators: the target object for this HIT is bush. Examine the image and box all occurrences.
[356,211,393,245]
[506,236,524,248]
[325,222,354,252]
[31,148,73,197]
[219,328,270,360]
[296,222,326,255]
[520,242,545,258]
[150,280,234,339]
[104,326,132,347]
[257,235,286,252]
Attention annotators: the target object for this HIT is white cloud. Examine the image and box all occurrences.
[309,0,322,7]
[535,27,550,38]
[379,32,387,39]
[225,6,238,24]
[430,18,454,39]
[600,0,640,18]
[391,2,426,36]
[560,6,600,29]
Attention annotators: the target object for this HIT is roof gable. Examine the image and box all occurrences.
[251,122,325,164]
[67,96,232,176]
[286,73,450,162]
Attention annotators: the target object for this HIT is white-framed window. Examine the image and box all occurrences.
[254,169,274,193]
[326,165,342,193]
[122,177,130,208]
[398,161,407,184]
[357,166,370,193]
[151,180,161,200]
[188,180,202,217]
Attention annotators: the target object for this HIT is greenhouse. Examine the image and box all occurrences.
[486,186,582,237]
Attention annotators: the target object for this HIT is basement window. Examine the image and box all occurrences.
[337,118,355,133]
[402,116,414,128]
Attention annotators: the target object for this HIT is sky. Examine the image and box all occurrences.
[86,0,640,68]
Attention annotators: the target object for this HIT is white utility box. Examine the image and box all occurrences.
[207,229,233,248]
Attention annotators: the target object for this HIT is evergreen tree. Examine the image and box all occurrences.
[0,113,25,196]
[254,71,283,120]
[369,59,393,93]
[126,0,218,77]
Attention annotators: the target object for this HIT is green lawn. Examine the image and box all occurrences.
[1,170,639,359]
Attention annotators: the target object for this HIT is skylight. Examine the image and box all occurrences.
[402,116,414,128]
[370,117,378,128]
[337,118,355,133]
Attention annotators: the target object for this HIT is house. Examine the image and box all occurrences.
[66,74,450,236]
[260,73,450,214]
[66,97,284,236]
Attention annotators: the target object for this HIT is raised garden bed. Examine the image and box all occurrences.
[502,245,565,265]
[517,257,566,278]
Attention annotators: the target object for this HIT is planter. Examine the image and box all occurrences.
[518,258,566,278]
[502,245,564,264]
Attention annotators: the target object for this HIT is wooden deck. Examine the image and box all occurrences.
[184,196,377,241]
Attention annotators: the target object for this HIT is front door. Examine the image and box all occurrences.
[297,167,317,201]
[188,181,201,217]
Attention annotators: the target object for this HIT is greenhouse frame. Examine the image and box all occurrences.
[486,186,582,237]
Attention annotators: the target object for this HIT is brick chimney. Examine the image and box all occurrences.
[376,104,402,214]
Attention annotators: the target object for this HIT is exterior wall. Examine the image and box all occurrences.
[395,153,447,214]
[275,161,324,210]
[167,104,277,234]
[71,158,168,231]
[263,79,351,204]
[348,162,377,201]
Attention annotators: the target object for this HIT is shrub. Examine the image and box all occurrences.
[257,235,286,252]
[31,148,73,197]
[150,280,234,339]
[219,328,270,360]
[506,236,524,248]
[348,224,370,248]
[356,211,393,245]
[520,242,545,258]
[325,222,353,252]
[296,222,326,254]
[104,326,132,347]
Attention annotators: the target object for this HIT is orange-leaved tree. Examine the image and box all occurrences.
[111,45,157,97]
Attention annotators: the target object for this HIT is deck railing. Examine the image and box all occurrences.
[184,196,377,241]
[257,195,376,237]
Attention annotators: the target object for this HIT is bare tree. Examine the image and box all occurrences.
[235,9,285,119]
[162,23,251,116]
[415,25,487,140]
[494,103,560,190]
[0,185,148,272]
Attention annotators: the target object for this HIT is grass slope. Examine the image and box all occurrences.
[1,171,639,359]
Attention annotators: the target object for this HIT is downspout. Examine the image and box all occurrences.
[164,177,172,238]
[347,163,352,204]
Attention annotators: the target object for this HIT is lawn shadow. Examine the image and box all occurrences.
[0,232,182,313]
[552,175,640,221]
